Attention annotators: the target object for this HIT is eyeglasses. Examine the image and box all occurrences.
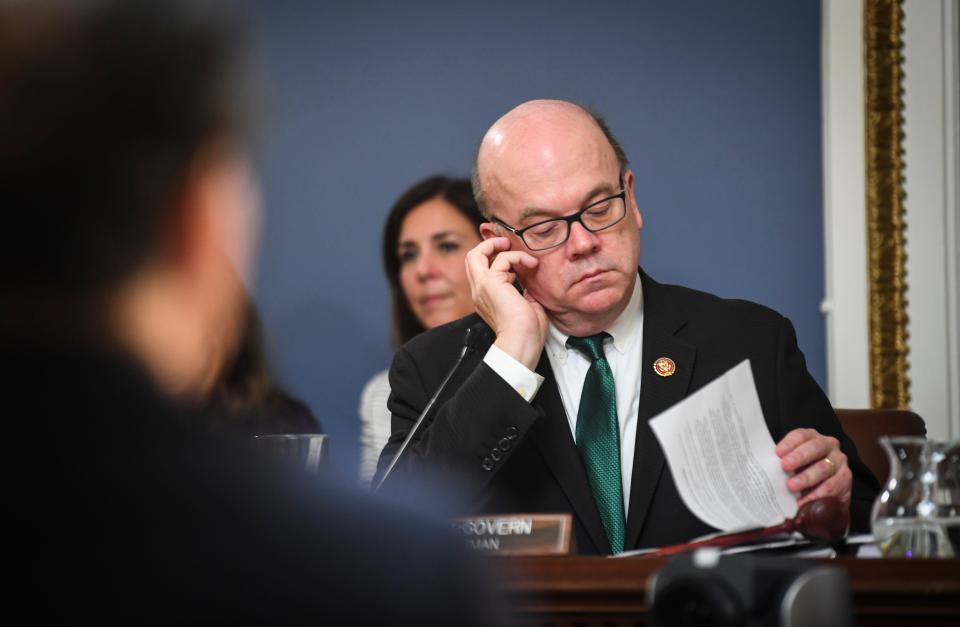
[492,186,628,252]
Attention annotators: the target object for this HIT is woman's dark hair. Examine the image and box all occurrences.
[381,176,483,346]
[206,300,320,435]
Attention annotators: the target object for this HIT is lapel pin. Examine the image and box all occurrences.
[653,357,676,377]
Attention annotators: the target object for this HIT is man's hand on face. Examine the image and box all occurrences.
[776,428,853,510]
[465,237,549,370]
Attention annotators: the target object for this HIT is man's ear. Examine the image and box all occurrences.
[624,169,643,231]
[479,222,500,240]
[174,147,258,279]
[170,159,226,285]
[168,147,256,334]
[165,165,214,285]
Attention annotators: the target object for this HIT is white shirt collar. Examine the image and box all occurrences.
[545,274,644,362]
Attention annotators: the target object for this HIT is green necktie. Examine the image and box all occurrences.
[567,332,625,554]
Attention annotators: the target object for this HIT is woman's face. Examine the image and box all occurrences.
[397,197,482,330]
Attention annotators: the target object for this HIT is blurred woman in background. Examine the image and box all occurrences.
[359,176,483,486]
[205,299,321,436]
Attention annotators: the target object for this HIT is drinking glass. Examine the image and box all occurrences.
[871,436,959,557]
[252,434,329,475]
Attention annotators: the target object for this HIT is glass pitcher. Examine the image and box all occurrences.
[871,436,959,558]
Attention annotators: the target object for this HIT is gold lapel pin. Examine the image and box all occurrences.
[653,357,676,377]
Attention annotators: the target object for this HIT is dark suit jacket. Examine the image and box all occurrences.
[377,270,880,555]
[8,334,497,625]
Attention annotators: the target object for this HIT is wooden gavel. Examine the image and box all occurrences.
[638,497,849,558]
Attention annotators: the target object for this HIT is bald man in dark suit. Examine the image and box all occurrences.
[377,100,879,555]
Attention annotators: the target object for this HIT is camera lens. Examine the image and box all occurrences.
[651,573,746,627]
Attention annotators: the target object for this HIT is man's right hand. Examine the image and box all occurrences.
[465,237,549,370]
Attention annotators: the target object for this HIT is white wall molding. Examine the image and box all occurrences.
[821,0,871,409]
[821,0,959,436]
[902,0,959,440]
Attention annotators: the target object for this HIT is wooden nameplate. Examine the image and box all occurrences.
[452,513,572,555]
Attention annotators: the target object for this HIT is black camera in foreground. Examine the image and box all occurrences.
[647,551,852,627]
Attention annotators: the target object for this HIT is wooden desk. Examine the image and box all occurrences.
[498,556,960,626]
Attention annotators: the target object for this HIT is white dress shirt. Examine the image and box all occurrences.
[483,277,644,515]
[358,369,392,488]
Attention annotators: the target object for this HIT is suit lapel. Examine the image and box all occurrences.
[528,353,611,554]
[624,271,696,549]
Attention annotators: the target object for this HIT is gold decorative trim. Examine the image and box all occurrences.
[864,0,910,408]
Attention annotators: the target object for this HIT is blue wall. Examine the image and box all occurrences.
[244,0,825,476]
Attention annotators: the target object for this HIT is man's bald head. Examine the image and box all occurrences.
[471,100,628,217]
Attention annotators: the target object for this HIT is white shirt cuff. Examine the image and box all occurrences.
[483,344,545,403]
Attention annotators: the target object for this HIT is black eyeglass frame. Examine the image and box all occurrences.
[492,181,628,252]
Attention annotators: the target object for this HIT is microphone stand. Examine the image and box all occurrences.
[372,322,492,493]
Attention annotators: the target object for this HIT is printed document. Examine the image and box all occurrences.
[649,359,797,531]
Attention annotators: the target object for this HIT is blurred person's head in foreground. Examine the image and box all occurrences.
[382,176,484,345]
[1,4,505,624]
[0,0,261,401]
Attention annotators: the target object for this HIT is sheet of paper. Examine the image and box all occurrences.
[649,359,797,531]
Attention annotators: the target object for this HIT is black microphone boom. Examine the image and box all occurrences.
[372,321,492,493]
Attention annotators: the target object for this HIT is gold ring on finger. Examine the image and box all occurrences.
[822,457,836,475]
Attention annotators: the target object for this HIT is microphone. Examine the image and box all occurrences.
[373,320,493,493]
